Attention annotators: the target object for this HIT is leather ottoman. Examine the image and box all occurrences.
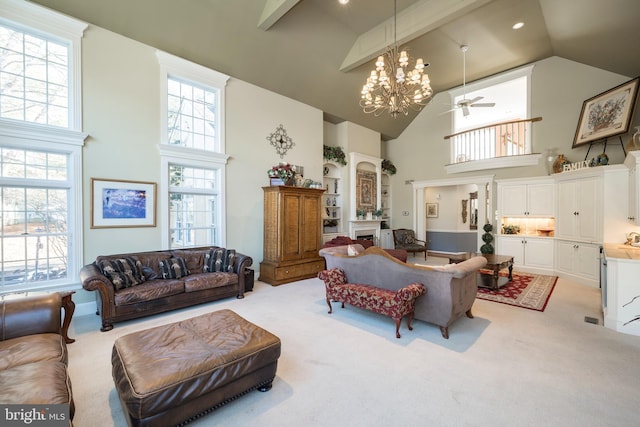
[112,309,281,427]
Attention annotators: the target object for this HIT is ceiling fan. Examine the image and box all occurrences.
[443,45,496,117]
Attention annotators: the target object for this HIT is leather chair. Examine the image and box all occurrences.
[392,228,427,260]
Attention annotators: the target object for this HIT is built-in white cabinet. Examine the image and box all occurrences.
[603,244,640,336]
[555,240,601,287]
[322,162,342,239]
[380,229,394,249]
[499,178,555,217]
[381,172,392,225]
[497,235,554,274]
[624,151,640,224]
[555,175,600,242]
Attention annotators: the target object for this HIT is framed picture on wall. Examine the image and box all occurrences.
[356,170,377,212]
[572,77,639,148]
[91,178,157,228]
[426,202,438,218]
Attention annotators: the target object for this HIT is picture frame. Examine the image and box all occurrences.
[356,170,377,212]
[91,178,157,228]
[426,202,438,218]
[572,77,639,148]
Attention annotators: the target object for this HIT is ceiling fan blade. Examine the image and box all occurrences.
[439,106,458,115]
[467,96,484,104]
[471,102,496,107]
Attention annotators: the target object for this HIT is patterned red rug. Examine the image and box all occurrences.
[476,270,558,312]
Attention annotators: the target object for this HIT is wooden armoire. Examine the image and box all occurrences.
[259,186,326,285]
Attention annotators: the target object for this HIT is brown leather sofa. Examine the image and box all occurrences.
[0,293,74,419]
[80,246,253,332]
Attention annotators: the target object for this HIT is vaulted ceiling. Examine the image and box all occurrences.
[29,0,640,140]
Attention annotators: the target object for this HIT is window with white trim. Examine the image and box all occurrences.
[0,0,87,292]
[448,66,533,164]
[157,51,229,249]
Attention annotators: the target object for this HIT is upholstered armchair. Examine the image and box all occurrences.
[392,229,427,259]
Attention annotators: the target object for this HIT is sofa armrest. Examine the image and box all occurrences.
[80,262,116,302]
[428,256,487,279]
[233,252,253,298]
[394,282,427,301]
[318,268,347,288]
[0,293,62,340]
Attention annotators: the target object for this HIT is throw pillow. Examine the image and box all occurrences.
[347,245,360,256]
[204,248,236,273]
[99,257,145,290]
[142,266,158,281]
[404,235,415,244]
[159,257,189,279]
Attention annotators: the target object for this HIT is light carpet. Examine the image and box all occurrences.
[67,276,640,427]
[476,270,558,311]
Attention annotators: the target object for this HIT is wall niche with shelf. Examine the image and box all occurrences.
[322,162,342,236]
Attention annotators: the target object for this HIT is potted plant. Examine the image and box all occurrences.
[382,159,397,175]
[502,224,520,235]
[374,208,383,219]
[356,209,365,220]
[323,145,347,166]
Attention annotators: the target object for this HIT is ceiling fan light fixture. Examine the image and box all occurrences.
[359,0,433,118]
[512,22,525,30]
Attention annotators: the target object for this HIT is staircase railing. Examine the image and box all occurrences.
[444,117,542,163]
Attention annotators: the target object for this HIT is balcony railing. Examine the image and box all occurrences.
[444,117,542,164]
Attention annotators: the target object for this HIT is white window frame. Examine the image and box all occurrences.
[445,65,538,174]
[156,51,230,248]
[0,1,87,291]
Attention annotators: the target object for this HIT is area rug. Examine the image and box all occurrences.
[476,270,558,312]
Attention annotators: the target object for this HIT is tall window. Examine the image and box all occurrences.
[448,65,533,165]
[0,1,86,292]
[0,24,69,127]
[169,165,218,247]
[157,51,229,249]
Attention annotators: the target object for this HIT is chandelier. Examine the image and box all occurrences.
[360,0,433,118]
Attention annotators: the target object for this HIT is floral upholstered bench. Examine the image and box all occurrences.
[317,268,426,338]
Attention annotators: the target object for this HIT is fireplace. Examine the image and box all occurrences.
[349,219,382,244]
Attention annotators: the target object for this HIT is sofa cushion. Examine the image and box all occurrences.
[183,272,238,292]
[0,360,73,407]
[98,257,145,290]
[204,248,236,273]
[159,257,189,279]
[0,333,67,371]
[114,279,185,306]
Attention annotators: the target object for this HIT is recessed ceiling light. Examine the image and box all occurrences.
[512,22,525,30]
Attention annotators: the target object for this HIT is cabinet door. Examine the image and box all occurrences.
[500,185,528,216]
[523,237,554,268]
[629,166,637,223]
[555,240,578,274]
[556,180,576,240]
[301,194,322,257]
[281,193,302,261]
[497,236,524,265]
[576,243,600,280]
[527,183,554,216]
[575,177,599,241]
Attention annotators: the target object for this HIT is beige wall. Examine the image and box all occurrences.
[78,25,323,303]
[385,56,635,230]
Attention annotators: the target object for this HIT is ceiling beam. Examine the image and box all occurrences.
[340,0,492,72]
[258,0,301,30]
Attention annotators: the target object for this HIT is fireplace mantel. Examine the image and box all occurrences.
[349,219,383,243]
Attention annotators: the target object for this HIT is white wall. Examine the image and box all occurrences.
[78,24,323,302]
[385,56,634,230]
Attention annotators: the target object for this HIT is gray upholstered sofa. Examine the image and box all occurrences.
[80,246,252,331]
[319,245,487,338]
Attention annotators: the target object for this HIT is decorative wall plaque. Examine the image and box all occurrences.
[267,124,295,158]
